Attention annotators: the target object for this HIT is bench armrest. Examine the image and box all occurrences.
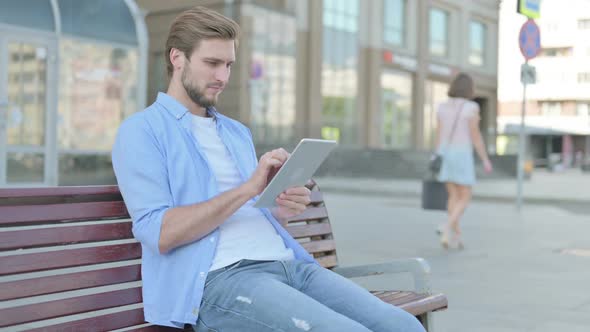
[331,257,431,294]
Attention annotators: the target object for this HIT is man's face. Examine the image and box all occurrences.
[180,39,235,109]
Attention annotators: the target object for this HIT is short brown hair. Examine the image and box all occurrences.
[165,6,240,77]
[447,72,474,99]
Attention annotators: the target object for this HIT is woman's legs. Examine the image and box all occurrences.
[443,182,471,249]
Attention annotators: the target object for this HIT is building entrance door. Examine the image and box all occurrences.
[0,31,57,186]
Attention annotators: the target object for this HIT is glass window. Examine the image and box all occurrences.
[541,102,561,116]
[7,153,44,184]
[578,19,590,30]
[57,38,138,185]
[469,20,486,66]
[322,0,359,145]
[424,80,450,149]
[383,0,405,46]
[58,0,138,45]
[429,8,449,57]
[381,70,413,148]
[246,6,297,146]
[577,103,590,118]
[578,72,590,83]
[0,0,55,32]
[6,42,47,147]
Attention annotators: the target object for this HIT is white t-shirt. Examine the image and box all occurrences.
[190,114,294,271]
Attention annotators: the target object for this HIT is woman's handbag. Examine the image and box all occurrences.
[421,177,448,210]
[428,154,443,174]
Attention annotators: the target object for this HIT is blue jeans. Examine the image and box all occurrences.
[193,259,426,332]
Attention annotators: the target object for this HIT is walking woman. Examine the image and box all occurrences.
[435,73,493,249]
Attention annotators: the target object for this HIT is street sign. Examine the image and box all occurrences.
[517,0,541,19]
[519,19,541,61]
[520,63,537,84]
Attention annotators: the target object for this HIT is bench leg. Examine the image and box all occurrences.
[417,312,434,332]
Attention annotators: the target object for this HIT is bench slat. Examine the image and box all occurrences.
[126,325,192,332]
[0,201,128,225]
[0,264,141,301]
[287,207,328,223]
[26,307,147,332]
[287,222,332,239]
[301,239,336,254]
[372,291,448,316]
[0,243,141,275]
[0,222,133,250]
[0,185,121,198]
[0,287,142,327]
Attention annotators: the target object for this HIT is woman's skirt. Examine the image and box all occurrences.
[437,146,476,186]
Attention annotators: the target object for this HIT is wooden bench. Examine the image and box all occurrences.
[0,184,447,331]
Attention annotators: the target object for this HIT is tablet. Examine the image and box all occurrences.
[253,138,337,208]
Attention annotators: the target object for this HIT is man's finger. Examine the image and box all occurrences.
[278,192,311,206]
[284,186,311,196]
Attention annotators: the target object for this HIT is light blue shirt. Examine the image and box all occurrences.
[112,92,316,328]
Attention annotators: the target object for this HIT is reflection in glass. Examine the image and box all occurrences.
[469,21,486,66]
[322,0,359,145]
[58,38,138,152]
[424,80,450,149]
[381,70,413,148]
[58,153,116,185]
[6,42,47,146]
[247,6,297,146]
[429,8,448,57]
[383,0,405,46]
[7,153,44,183]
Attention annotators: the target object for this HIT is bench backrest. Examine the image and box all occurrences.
[0,184,336,331]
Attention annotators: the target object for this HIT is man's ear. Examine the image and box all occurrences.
[169,48,185,71]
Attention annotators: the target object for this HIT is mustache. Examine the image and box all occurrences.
[206,83,224,89]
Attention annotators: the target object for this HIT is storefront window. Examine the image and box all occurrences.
[57,38,138,184]
[246,6,297,146]
[424,80,449,150]
[381,70,413,148]
[322,0,359,145]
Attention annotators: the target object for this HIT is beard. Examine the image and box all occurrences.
[181,65,217,109]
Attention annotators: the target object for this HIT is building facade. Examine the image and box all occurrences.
[139,0,500,152]
[0,0,500,187]
[498,0,590,168]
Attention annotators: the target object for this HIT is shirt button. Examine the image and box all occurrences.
[199,271,206,278]
[192,308,199,316]
[210,237,215,242]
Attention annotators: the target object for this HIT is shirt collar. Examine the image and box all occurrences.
[156,92,219,120]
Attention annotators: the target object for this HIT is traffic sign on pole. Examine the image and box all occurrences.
[517,0,541,19]
[519,19,541,61]
[520,63,537,84]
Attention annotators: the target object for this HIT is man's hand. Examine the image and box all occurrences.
[271,186,311,225]
[246,148,290,196]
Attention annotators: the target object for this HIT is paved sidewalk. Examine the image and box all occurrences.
[316,169,590,205]
[324,191,590,332]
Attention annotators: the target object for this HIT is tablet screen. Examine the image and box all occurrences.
[253,138,337,208]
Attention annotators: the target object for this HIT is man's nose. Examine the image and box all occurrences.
[215,66,231,82]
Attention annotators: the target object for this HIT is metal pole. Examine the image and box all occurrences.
[516,62,528,211]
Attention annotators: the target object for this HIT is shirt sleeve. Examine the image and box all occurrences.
[112,116,172,254]
[466,102,480,119]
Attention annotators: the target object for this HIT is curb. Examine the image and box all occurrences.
[317,185,590,206]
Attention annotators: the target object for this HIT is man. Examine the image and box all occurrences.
[112,6,425,332]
